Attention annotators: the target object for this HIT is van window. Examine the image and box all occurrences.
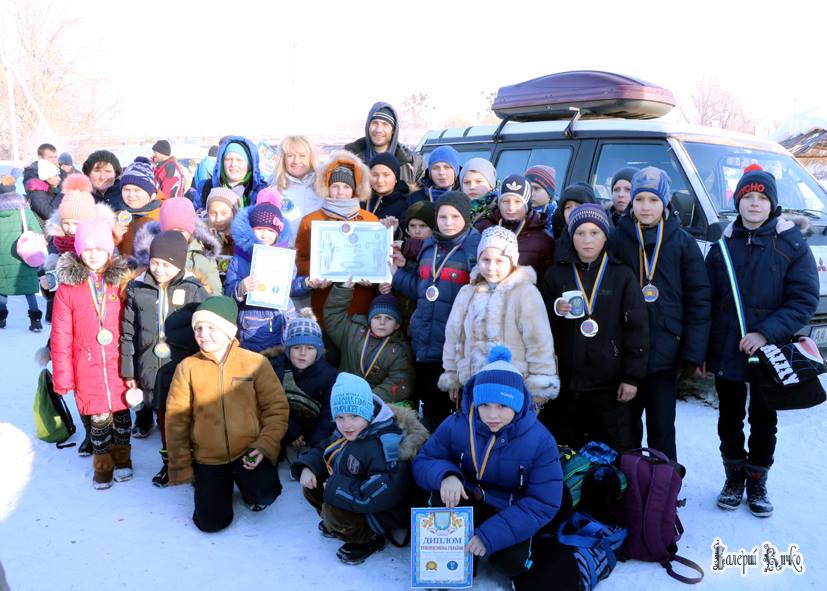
[495,147,572,181]
[421,148,493,168]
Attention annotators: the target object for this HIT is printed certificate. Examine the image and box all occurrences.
[245,244,296,310]
[411,507,473,589]
[309,220,392,283]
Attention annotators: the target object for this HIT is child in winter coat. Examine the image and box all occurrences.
[367,152,411,223]
[460,157,498,224]
[120,231,209,486]
[413,346,564,585]
[394,201,435,326]
[165,296,290,532]
[524,165,558,235]
[441,225,559,408]
[158,197,222,294]
[114,157,163,257]
[26,159,62,224]
[281,310,337,448]
[51,218,133,489]
[408,146,461,205]
[324,285,415,404]
[475,174,555,279]
[539,204,649,452]
[551,183,597,257]
[391,191,481,427]
[609,167,711,461]
[293,372,429,565]
[607,167,638,226]
[205,187,240,280]
[705,165,818,518]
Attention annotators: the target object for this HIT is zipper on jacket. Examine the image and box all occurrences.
[219,361,231,462]
[99,290,113,412]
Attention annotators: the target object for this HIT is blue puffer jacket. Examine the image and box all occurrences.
[392,228,481,362]
[224,205,306,355]
[199,136,267,208]
[413,372,563,555]
[705,216,819,382]
[609,212,711,373]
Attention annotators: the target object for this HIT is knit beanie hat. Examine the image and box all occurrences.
[428,146,461,177]
[37,159,60,181]
[460,158,496,189]
[160,198,196,234]
[208,145,219,158]
[559,182,597,207]
[74,218,114,256]
[498,174,532,211]
[149,230,188,270]
[525,165,557,199]
[192,295,239,341]
[568,204,611,239]
[121,156,156,197]
[369,152,401,181]
[631,166,672,206]
[478,226,520,269]
[249,202,285,235]
[82,150,122,177]
[330,373,376,422]
[371,107,396,128]
[152,140,171,156]
[404,200,435,230]
[224,142,249,163]
[368,294,403,326]
[285,308,325,360]
[329,165,356,190]
[435,190,472,228]
[206,187,241,212]
[472,346,525,414]
[734,164,778,211]
[58,174,96,221]
[611,166,639,190]
[58,152,73,166]
[0,176,16,195]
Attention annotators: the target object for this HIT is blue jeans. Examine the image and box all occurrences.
[0,293,40,312]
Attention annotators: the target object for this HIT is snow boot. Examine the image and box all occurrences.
[78,415,93,457]
[716,458,745,510]
[744,463,773,517]
[152,449,169,487]
[318,521,337,539]
[93,453,115,490]
[0,310,7,329]
[335,536,386,565]
[28,310,43,332]
[112,444,134,482]
[131,406,153,439]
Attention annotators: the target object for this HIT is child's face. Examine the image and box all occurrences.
[121,184,153,210]
[562,200,578,224]
[739,192,772,226]
[61,219,79,237]
[253,227,279,246]
[499,195,526,222]
[370,165,396,196]
[530,182,550,207]
[81,248,109,272]
[430,162,456,189]
[289,344,318,369]
[478,247,513,284]
[612,180,632,213]
[336,413,370,441]
[208,201,234,232]
[193,321,231,354]
[478,403,516,433]
[461,171,492,199]
[329,182,354,200]
[436,205,465,236]
[223,152,249,184]
[149,257,182,285]
[632,191,664,226]
[572,222,606,262]
[370,313,399,338]
[406,219,432,240]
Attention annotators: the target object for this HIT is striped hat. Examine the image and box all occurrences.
[568,204,611,239]
[498,174,532,211]
[472,346,525,414]
[525,165,557,199]
[285,309,324,360]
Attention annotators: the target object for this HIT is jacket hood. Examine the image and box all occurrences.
[362,101,400,162]
[469,264,537,288]
[132,217,222,269]
[459,371,537,441]
[314,150,372,202]
[356,396,429,461]
[211,136,263,194]
[722,215,797,239]
[45,201,116,238]
[0,193,29,212]
[229,204,292,258]
[56,252,130,286]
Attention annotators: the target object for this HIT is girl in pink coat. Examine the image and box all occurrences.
[52,218,132,489]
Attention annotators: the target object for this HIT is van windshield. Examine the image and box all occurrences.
[682,141,827,217]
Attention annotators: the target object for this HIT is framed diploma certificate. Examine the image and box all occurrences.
[245,244,296,310]
[309,220,392,284]
[411,507,473,589]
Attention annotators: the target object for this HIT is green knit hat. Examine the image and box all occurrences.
[192,295,238,340]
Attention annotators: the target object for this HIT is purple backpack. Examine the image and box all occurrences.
[619,448,704,584]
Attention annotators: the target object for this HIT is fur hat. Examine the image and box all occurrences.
[192,296,238,341]
[472,346,525,414]
[498,174,532,211]
[74,218,114,256]
[631,166,672,206]
[478,225,519,269]
[285,308,324,360]
[121,157,156,197]
[160,198,196,234]
[524,165,557,199]
[568,204,611,239]
[460,157,496,189]
[330,373,375,422]
[734,164,778,211]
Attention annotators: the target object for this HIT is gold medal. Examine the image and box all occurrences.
[425,284,439,302]
[580,318,599,338]
[154,341,171,359]
[97,328,114,345]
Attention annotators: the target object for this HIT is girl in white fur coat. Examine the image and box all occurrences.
[439,226,560,408]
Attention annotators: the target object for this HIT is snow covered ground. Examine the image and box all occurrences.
[1,294,824,591]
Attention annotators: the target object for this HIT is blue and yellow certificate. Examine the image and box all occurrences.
[411,507,473,589]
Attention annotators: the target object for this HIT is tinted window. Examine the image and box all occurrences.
[421,148,493,168]
[495,147,573,182]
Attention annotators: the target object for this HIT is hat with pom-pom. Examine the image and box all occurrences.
[734,163,778,211]
[74,218,114,256]
[472,345,525,413]
[58,173,97,222]
[160,198,196,234]
[284,308,324,360]
[0,175,17,195]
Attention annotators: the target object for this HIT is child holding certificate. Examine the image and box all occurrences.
[539,204,649,451]
[120,231,209,486]
[608,167,711,461]
[293,373,428,565]
[412,346,564,583]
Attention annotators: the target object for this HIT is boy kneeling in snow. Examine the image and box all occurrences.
[165,295,290,532]
[292,373,428,565]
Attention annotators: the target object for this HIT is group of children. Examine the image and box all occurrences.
[6,129,818,585]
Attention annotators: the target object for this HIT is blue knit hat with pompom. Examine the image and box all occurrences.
[472,345,525,413]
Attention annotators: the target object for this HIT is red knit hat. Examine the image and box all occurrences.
[160,198,196,234]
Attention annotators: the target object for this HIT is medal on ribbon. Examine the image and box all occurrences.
[571,253,608,338]
[635,219,663,303]
[426,242,463,302]
[88,274,112,345]
[359,332,391,377]
[155,286,171,359]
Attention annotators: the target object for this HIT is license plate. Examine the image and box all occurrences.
[810,325,827,346]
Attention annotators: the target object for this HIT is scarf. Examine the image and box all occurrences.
[322,198,361,221]
[53,234,76,254]
[126,199,161,216]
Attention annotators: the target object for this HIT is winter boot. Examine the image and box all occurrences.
[131,406,153,439]
[318,521,337,539]
[716,458,746,510]
[45,297,53,324]
[112,444,134,482]
[744,464,773,517]
[152,449,169,487]
[0,310,7,329]
[28,310,43,332]
[335,535,386,565]
[78,415,93,457]
[92,453,115,490]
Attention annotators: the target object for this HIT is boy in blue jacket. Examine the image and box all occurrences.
[412,346,564,584]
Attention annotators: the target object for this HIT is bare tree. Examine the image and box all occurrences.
[476,89,499,124]
[401,92,433,130]
[689,78,754,133]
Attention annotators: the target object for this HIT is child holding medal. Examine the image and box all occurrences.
[608,167,710,461]
[51,218,133,489]
[539,204,649,451]
[120,230,209,486]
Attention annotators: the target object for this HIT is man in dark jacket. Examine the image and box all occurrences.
[151,139,186,199]
[344,102,425,187]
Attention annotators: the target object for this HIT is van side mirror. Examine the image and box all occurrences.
[670,190,695,228]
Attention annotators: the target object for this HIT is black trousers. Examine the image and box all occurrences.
[716,377,777,468]
[631,369,678,461]
[193,457,282,533]
[416,361,455,427]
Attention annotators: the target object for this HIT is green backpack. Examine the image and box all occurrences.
[33,369,76,448]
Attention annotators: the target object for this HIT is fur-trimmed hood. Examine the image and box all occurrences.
[133,216,222,268]
[229,203,292,258]
[722,215,801,238]
[468,264,537,289]
[391,404,430,461]
[44,201,116,238]
[0,193,28,212]
[314,150,372,202]
[56,252,131,287]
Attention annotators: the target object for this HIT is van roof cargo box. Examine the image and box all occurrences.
[492,70,675,122]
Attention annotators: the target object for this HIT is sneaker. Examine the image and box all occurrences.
[336,536,386,565]
[318,521,337,539]
[152,464,169,488]
[113,466,133,482]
